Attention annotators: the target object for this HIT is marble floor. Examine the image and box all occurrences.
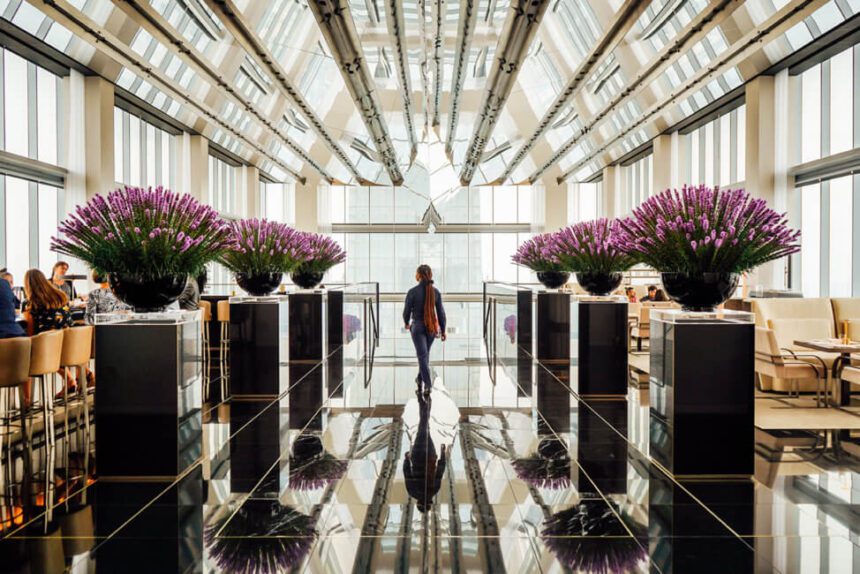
[1,359,859,573]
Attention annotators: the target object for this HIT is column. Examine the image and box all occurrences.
[651,133,677,193]
[294,174,320,232]
[745,75,781,289]
[176,133,209,202]
[543,177,568,232]
[83,76,115,200]
[239,165,260,218]
[602,165,619,218]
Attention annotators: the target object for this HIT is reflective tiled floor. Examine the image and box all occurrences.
[1,359,860,573]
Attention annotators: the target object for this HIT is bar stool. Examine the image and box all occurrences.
[217,299,230,400]
[29,330,65,448]
[0,337,31,482]
[198,301,212,399]
[59,326,94,445]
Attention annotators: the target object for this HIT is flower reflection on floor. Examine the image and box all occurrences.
[541,500,647,574]
[511,436,571,489]
[288,433,348,491]
[205,500,317,574]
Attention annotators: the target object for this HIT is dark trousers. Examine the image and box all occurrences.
[410,321,436,389]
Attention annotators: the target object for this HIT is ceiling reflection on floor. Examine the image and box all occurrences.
[1,362,859,574]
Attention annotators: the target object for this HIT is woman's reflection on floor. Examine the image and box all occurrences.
[402,379,459,513]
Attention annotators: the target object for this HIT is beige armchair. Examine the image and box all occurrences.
[628,301,676,351]
[751,298,837,392]
[755,327,830,405]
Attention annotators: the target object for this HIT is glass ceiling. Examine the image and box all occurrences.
[0,0,856,185]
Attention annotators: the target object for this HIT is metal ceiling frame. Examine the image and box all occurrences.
[307,0,406,186]
[525,0,744,183]
[111,0,338,182]
[39,0,307,183]
[493,0,650,184]
[458,0,551,186]
[555,0,829,183]
[203,0,372,185]
[445,0,478,158]
[430,0,444,128]
[384,0,418,161]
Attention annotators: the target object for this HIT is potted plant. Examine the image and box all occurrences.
[612,185,800,311]
[51,186,229,312]
[219,218,308,296]
[512,233,569,289]
[550,219,634,296]
[290,233,346,290]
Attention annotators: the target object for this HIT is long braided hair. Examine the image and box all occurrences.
[417,264,439,335]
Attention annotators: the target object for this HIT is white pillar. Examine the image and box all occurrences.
[83,76,115,200]
[543,178,568,232]
[176,134,209,202]
[602,165,619,218]
[239,165,260,218]
[651,134,674,193]
[295,175,320,232]
[745,75,783,289]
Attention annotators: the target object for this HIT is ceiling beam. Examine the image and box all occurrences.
[493,0,651,184]
[526,0,744,183]
[457,0,551,186]
[384,0,418,161]
[430,0,445,129]
[205,0,374,185]
[445,0,479,158]
[111,0,340,182]
[554,0,828,183]
[38,0,307,183]
[307,0,405,186]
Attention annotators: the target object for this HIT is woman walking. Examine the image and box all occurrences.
[403,264,446,397]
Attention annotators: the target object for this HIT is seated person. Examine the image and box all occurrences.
[1,271,20,309]
[85,270,130,324]
[177,275,200,311]
[640,285,659,302]
[0,278,25,339]
[50,260,78,302]
[23,268,73,335]
[653,288,668,302]
[625,287,637,303]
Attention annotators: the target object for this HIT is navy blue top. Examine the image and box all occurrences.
[0,280,24,339]
[403,280,447,333]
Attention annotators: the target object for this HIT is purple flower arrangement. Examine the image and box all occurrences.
[51,186,230,278]
[511,233,564,272]
[550,218,634,273]
[612,185,801,274]
[218,218,309,275]
[293,233,346,274]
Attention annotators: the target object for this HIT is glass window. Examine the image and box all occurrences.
[684,105,746,186]
[208,154,237,215]
[260,181,295,224]
[114,107,176,189]
[1,175,62,280]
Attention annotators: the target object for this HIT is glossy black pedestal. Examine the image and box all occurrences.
[650,314,754,477]
[229,399,288,493]
[577,400,628,495]
[229,299,288,397]
[95,317,202,479]
[649,476,755,573]
[94,468,203,571]
[572,300,628,396]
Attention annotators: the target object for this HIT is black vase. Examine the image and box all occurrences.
[235,272,282,296]
[660,272,740,312]
[109,273,187,312]
[575,271,623,296]
[290,270,325,290]
[536,271,570,290]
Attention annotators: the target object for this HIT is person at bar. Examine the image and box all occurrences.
[640,285,659,302]
[85,270,130,324]
[1,271,21,310]
[0,277,25,339]
[50,261,78,301]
